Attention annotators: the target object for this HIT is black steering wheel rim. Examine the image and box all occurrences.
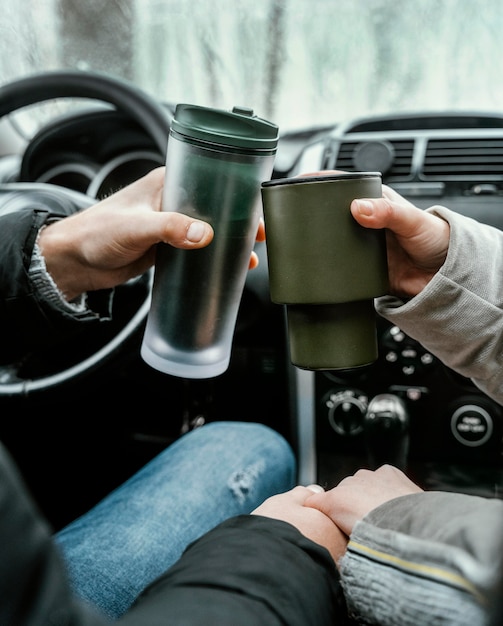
[0,70,170,397]
[0,69,171,155]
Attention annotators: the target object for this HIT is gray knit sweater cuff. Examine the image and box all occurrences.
[28,231,89,315]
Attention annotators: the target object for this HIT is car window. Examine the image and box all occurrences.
[1,0,503,134]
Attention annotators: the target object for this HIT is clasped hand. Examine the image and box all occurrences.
[252,465,423,565]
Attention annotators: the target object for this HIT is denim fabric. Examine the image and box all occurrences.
[55,421,296,619]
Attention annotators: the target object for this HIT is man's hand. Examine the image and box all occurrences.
[252,485,348,564]
[38,167,265,301]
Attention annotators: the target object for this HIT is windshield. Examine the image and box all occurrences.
[1,0,503,133]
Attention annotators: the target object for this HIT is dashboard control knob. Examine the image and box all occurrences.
[325,389,368,436]
[450,404,493,447]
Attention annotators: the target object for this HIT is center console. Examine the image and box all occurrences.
[290,319,503,496]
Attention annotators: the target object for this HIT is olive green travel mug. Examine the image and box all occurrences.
[261,172,388,370]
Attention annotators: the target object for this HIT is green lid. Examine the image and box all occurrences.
[171,103,279,150]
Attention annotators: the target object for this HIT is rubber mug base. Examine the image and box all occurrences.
[140,342,230,379]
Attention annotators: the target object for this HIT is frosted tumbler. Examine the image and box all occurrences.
[261,172,388,370]
[141,104,278,378]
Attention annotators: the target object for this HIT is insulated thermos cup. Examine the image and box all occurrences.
[261,172,388,370]
[141,104,278,378]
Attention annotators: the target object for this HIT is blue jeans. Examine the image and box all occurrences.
[55,421,296,619]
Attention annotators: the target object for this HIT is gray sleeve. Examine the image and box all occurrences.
[376,206,503,405]
[339,492,503,626]
[29,236,89,314]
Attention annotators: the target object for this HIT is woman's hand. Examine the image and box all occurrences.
[297,170,451,298]
[351,184,451,297]
[304,465,423,537]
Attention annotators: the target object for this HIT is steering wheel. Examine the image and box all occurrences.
[0,70,171,397]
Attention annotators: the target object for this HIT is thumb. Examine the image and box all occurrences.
[303,490,334,516]
[350,183,429,235]
[154,213,214,248]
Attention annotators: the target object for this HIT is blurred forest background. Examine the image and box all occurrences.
[1,0,503,132]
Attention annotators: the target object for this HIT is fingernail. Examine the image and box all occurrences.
[187,221,206,242]
[306,484,325,493]
[357,200,374,217]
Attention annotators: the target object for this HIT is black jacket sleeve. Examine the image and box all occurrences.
[0,442,108,626]
[120,515,349,626]
[0,195,111,364]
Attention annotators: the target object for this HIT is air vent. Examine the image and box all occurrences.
[335,139,414,178]
[423,138,503,179]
